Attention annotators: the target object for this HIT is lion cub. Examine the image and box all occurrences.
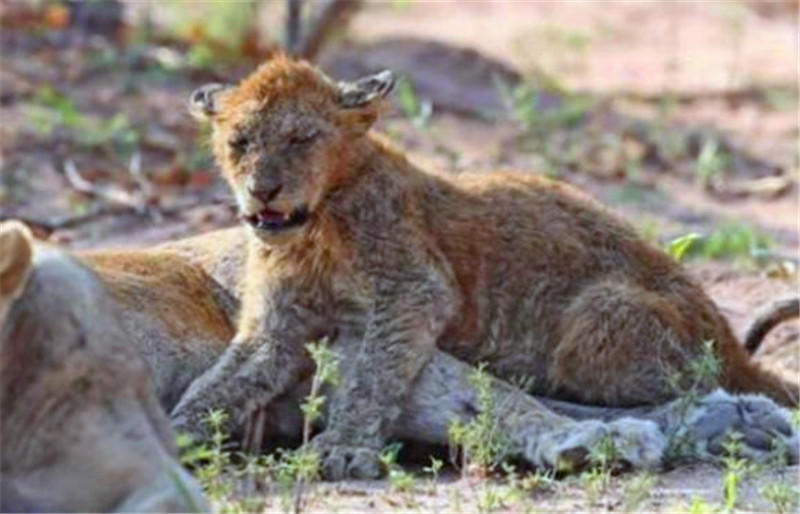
[172,55,798,479]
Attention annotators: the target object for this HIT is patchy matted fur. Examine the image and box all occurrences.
[4,220,795,488]
[167,55,798,479]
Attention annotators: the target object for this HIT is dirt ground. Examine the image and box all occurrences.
[1,1,798,512]
[241,463,798,513]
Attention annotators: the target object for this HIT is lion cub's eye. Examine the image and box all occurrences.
[228,134,250,153]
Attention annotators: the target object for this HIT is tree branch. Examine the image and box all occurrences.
[285,0,303,55]
[297,0,359,61]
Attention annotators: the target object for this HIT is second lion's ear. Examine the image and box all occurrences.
[0,220,34,307]
[336,70,395,109]
[189,83,232,121]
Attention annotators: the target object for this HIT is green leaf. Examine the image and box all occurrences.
[666,233,703,263]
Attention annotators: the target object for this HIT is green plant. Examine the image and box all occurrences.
[229,452,270,513]
[279,340,340,513]
[476,484,506,514]
[448,486,464,513]
[760,481,800,514]
[448,363,509,475]
[623,472,656,511]
[701,223,772,262]
[670,223,774,266]
[666,232,703,263]
[664,340,723,462]
[518,469,557,495]
[500,464,553,512]
[687,495,719,514]
[273,445,321,513]
[392,0,414,9]
[720,432,754,512]
[695,139,729,187]
[579,433,620,505]
[500,82,592,135]
[581,466,612,506]
[379,443,417,494]
[396,76,433,130]
[636,219,661,244]
[589,433,621,471]
[177,341,340,513]
[666,340,722,402]
[26,86,139,153]
[177,409,233,501]
[762,86,798,112]
[161,1,260,64]
[791,408,800,430]
[423,455,444,495]
[300,341,340,445]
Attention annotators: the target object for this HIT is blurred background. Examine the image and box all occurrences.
[0,1,798,369]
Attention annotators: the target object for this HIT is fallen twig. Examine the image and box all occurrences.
[127,151,164,224]
[63,159,143,211]
[704,172,794,199]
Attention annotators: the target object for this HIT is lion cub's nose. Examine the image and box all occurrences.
[249,185,282,205]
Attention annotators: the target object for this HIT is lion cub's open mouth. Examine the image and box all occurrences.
[243,206,310,232]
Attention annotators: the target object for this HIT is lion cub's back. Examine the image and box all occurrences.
[437,171,668,282]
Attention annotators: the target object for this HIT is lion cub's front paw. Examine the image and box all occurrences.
[311,432,384,480]
[525,418,665,473]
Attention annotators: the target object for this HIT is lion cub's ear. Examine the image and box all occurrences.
[336,70,396,109]
[189,83,232,121]
[0,221,34,305]
[336,70,395,133]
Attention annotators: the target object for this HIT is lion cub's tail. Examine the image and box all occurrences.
[722,299,800,407]
[726,362,799,407]
[744,297,800,354]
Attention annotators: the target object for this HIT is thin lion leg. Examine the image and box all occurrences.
[394,351,665,471]
[539,393,799,464]
[247,349,666,472]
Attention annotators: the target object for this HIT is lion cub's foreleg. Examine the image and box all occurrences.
[314,270,457,480]
[171,268,318,440]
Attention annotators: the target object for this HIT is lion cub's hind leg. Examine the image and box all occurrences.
[551,280,698,406]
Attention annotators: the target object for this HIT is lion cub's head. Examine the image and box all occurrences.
[190,55,394,242]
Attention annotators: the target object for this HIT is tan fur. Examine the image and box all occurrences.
[5,220,795,485]
[168,56,798,478]
[0,221,33,324]
[85,251,234,346]
[0,222,208,513]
